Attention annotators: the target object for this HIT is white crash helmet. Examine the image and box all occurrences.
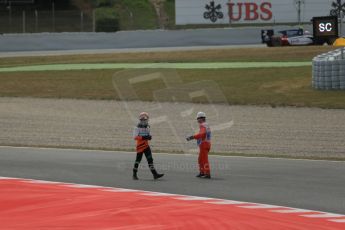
[139,112,149,120]
[196,111,206,119]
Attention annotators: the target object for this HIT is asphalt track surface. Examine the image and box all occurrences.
[0,26,311,53]
[0,29,261,52]
[0,146,344,215]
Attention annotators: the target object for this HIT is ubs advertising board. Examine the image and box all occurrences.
[175,0,344,25]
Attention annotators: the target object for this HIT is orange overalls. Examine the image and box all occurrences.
[134,135,149,153]
[133,124,157,175]
[193,122,211,175]
[133,124,150,153]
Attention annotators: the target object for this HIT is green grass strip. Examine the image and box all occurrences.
[0,62,311,73]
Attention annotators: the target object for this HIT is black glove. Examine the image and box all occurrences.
[142,135,152,140]
[186,136,194,141]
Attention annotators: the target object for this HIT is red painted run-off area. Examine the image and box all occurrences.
[0,178,344,230]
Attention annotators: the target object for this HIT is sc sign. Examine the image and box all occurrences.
[319,23,333,32]
[313,16,338,37]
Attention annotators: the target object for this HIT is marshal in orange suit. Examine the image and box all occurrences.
[187,112,212,179]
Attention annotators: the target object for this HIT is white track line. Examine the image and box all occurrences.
[0,177,21,180]
[174,196,217,201]
[65,184,104,189]
[271,209,317,213]
[102,188,138,193]
[301,213,345,218]
[25,180,63,184]
[328,219,345,223]
[206,200,248,205]
[140,192,183,197]
[238,204,281,209]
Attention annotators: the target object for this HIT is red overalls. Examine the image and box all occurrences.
[193,122,211,175]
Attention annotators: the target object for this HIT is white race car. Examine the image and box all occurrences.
[261,29,314,47]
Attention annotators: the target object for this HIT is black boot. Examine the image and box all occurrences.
[201,174,211,179]
[151,168,164,180]
[196,173,205,178]
[149,164,164,180]
[133,169,139,180]
[154,173,164,180]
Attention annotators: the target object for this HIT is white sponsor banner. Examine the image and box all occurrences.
[176,0,343,25]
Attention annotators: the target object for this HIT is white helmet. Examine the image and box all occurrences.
[139,112,149,120]
[196,111,206,119]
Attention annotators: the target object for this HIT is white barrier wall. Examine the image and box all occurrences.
[176,0,341,25]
